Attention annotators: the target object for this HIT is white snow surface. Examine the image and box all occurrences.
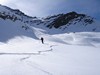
[0,27,100,75]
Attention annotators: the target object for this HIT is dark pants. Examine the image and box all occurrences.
[41,40,44,44]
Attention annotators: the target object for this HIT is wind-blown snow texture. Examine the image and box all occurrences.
[0,4,100,75]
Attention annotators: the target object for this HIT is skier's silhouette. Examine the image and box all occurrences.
[41,37,44,44]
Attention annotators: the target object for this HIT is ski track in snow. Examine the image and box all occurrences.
[19,44,56,75]
[0,44,56,75]
[20,44,57,61]
[0,44,56,56]
[22,60,53,75]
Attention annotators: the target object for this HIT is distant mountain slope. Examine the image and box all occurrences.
[0,4,100,42]
[38,11,100,33]
[0,4,39,42]
[44,12,94,28]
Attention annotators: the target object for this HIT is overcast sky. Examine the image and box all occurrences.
[0,0,100,19]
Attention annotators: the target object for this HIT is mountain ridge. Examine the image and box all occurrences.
[0,4,100,38]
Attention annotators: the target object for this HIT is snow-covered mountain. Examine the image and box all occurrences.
[0,4,100,41]
[0,4,100,35]
[0,4,40,42]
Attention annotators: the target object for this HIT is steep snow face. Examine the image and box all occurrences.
[0,18,37,42]
[0,4,40,25]
[0,4,41,42]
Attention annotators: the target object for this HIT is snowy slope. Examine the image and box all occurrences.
[0,31,100,75]
[0,4,39,42]
[0,18,38,42]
